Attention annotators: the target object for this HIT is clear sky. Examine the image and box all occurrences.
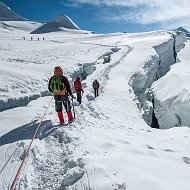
[2,0,190,34]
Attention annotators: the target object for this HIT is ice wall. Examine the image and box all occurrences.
[152,36,190,129]
[130,31,186,128]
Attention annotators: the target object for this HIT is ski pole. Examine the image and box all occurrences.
[81,90,84,101]
[71,97,76,120]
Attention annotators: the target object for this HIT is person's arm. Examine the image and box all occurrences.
[48,77,53,93]
[62,76,75,98]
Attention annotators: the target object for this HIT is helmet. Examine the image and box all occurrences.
[54,66,63,76]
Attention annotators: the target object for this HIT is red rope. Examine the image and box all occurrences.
[9,97,53,190]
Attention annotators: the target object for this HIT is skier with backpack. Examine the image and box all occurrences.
[93,79,99,98]
[48,66,76,124]
[74,76,84,104]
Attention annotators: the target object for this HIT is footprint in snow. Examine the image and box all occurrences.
[147,145,155,150]
[183,157,190,164]
[163,149,175,152]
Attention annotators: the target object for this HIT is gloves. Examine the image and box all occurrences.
[82,89,84,93]
[71,94,76,99]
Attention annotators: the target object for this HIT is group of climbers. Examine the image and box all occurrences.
[23,37,45,41]
[48,66,99,125]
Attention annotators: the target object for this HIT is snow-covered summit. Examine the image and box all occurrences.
[0,1,80,34]
[31,14,79,34]
[0,1,25,21]
[52,15,79,29]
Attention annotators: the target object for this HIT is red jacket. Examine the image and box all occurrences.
[74,77,82,90]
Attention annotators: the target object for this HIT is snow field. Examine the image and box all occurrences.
[1,23,190,190]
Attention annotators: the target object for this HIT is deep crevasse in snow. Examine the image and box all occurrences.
[129,31,186,128]
[152,38,190,129]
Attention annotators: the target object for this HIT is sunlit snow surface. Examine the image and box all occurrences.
[0,22,190,190]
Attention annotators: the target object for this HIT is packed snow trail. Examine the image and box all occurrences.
[28,45,132,190]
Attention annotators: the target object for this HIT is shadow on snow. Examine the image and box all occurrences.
[0,120,57,146]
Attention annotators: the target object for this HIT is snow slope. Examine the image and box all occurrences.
[0,27,112,112]
[0,27,190,190]
[0,21,43,33]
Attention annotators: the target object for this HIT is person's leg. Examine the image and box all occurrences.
[95,89,98,97]
[78,91,82,104]
[63,96,73,122]
[94,88,97,98]
[54,95,64,123]
[76,91,80,104]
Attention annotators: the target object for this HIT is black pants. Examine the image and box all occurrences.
[76,90,82,104]
[54,95,71,113]
[94,88,99,97]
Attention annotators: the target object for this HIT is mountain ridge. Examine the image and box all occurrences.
[0,1,25,21]
[31,15,80,34]
[175,27,190,37]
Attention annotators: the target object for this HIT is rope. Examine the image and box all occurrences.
[9,97,53,190]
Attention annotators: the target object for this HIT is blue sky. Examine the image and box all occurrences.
[2,0,190,33]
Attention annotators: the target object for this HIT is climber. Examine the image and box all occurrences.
[48,66,76,124]
[74,76,84,104]
[93,79,99,98]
